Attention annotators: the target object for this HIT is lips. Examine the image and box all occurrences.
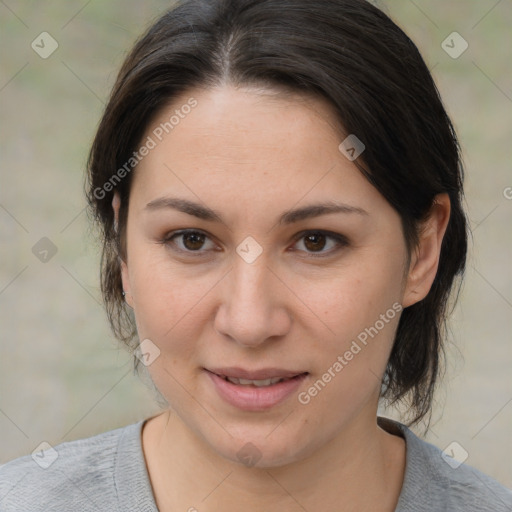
[205,369,309,410]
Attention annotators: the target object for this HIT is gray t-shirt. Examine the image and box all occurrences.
[1,417,511,511]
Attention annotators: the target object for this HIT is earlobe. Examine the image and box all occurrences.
[120,259,134,308]
[112,192,121,233]
[113,191,133,308]
[402,193,451,308]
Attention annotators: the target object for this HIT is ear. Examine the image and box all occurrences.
[402,193,451,308]
[112,191,133,308]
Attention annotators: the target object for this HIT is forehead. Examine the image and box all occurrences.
[129,85,388,217]
[143,84,342,161]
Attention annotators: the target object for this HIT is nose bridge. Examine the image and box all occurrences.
[232,256,271,309]
[214,253,290,346]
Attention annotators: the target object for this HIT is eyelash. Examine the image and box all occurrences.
[159,229,349,258]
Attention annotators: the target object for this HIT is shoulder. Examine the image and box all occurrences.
[0,422,144,512]
[379,417,512,512]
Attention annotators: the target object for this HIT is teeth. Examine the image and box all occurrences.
[225,376,290,386]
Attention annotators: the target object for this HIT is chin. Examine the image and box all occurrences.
[204,423,323,470]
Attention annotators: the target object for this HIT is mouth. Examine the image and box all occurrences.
[219,375,304,387]
[203,368,309,410]
[204,367,309,384]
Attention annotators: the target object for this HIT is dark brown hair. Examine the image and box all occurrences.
[86,0,468,426]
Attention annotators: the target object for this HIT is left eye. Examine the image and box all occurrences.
[292,231,347,256]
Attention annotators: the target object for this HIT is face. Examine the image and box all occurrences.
[119,85,422,467]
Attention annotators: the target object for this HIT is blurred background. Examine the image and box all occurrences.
[1,0,511,488]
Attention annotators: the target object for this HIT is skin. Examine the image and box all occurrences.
[113,84,450,512]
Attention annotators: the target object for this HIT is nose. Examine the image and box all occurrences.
[213,256,292,347]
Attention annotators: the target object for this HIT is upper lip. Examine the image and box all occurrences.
[205,367,308,380]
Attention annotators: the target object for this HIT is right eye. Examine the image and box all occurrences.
[161,229,218,255]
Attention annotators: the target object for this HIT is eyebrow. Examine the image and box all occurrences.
[144,197,369,225]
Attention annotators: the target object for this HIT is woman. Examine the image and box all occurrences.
[1,0,511,510]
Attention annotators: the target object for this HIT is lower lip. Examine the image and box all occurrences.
[205,370,308,411]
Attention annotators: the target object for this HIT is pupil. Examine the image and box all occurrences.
[183,232,205,250]
[304,233,326,252]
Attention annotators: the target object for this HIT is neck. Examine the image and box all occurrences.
[142,409,405,512]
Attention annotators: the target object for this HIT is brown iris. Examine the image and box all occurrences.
[182,232,206,250]
[303,233,327,252]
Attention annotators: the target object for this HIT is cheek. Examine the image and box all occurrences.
[294,250,404,394]
[128,256,215,404]
[300,251,405,339]
[127,250,216,349]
